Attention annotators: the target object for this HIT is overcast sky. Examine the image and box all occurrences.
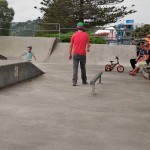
[7,0,43,22]
[7,0,150,24]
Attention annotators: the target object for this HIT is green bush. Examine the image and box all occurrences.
[35,33,60,37]
[90,36,106,44]
[35,33,107,44]
[60,34,106,44]
[60,35,71,42]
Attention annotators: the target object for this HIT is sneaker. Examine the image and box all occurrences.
[82,81,88,85]
[72,81,77,86]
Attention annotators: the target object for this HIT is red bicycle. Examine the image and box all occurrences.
[105,56,124,73]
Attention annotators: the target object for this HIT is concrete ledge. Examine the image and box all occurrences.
[0,62,44,88]
[142,66,150,80]
[0,54,7,60]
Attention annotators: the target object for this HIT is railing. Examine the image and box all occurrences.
[90,71,103,95]
[0,21,77,37]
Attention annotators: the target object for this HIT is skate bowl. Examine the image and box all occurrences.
[0,36,137,66]
[0,36,137,87]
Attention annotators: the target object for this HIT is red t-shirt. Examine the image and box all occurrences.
[71,30,90,55]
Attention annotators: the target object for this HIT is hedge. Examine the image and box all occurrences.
[36,33,107,44]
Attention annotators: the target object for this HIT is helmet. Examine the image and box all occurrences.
[27,46,32,49]
[77,22,84,29]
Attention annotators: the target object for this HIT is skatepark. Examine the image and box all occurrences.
[0,36,150,150]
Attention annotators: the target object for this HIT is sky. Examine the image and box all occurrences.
[6,0,150,25]
[7,0,43,22]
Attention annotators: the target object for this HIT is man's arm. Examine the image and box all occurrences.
[86,43,91,52]
[135,54,140,61]
[69,41,73,60]
[86,35,90,52]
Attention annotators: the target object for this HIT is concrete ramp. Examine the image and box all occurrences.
[0,36,57,62]
[48,43,137,67]
[0,62,44,88]
[88,44,136,66]
[47,43,72,65]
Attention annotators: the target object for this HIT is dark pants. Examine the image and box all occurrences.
[130,59,137,69]
[73,54,87,83]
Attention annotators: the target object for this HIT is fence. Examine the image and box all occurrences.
[0,21,134,45]
[0,21,77,37]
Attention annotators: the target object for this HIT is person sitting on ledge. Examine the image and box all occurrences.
[129,41,150,76]
[130,41,145,72]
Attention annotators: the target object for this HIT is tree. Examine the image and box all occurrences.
[36,0,136,29]
[0,0,14,35]
[134,24,150,39]
[35,0,77,29]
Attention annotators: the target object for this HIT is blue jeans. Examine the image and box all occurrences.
[72,54,87,83]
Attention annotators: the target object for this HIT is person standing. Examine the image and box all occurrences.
[69,22,90,86]
[20,46,37,61]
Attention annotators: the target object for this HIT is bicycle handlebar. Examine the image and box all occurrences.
[115,56,119,60]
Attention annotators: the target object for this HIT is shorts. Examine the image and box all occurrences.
[135,61,147,68]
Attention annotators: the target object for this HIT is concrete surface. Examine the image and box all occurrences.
[0,63,150,150]
[0,37,150,150]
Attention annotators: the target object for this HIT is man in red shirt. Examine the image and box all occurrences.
[69,22,90,86]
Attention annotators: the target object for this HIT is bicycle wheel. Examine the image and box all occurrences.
[110,65,114,71]
[105,64,111,71]
[117,65,124,73]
